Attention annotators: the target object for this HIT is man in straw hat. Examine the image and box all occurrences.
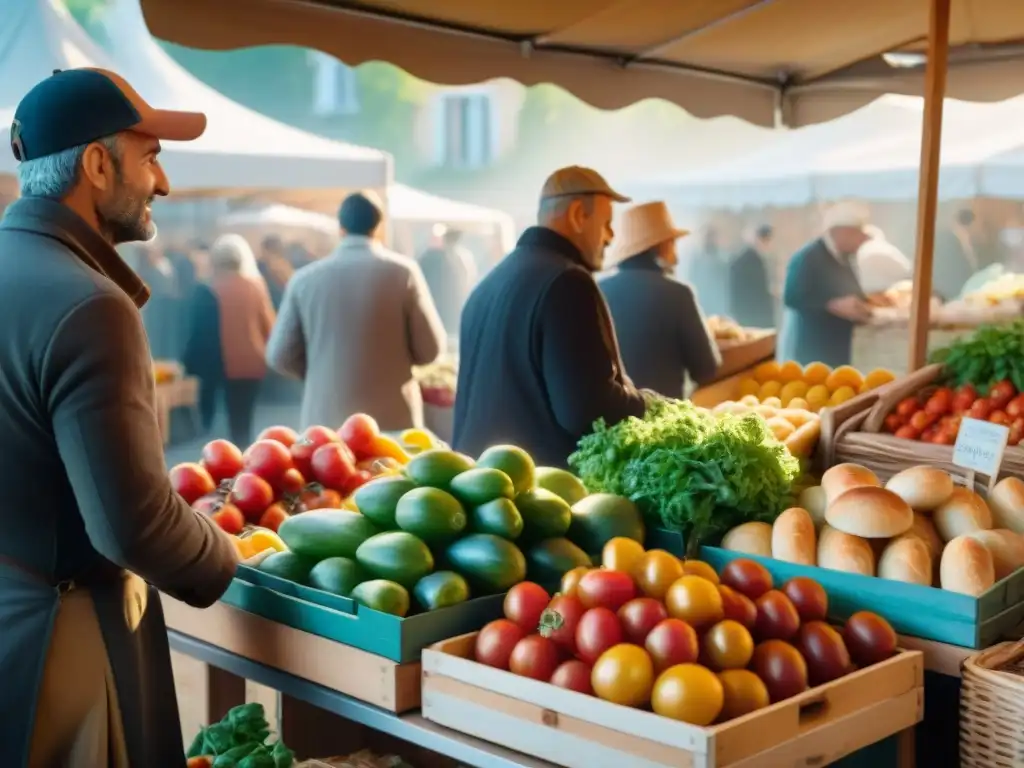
[453,166,646,466]
[0,68,238,765]
[778,201,873,367]
[599,201,721,398]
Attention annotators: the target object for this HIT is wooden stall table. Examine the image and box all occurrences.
[154,376,200,444]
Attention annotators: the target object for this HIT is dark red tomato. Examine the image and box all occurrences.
[882,413,905,433]
[920,424,940,444]
[230,472,275,520]
[990,410,1012,427]
[243,439,295,486]
[953,385,978,413]
[895,397,921,418]
[257,503,290,533]
[200,439,244,483]
[909,410,937,432]
[339,413,381,460]
[300,486,343,510]
[169,463,216,505]
[968,398,994,421]
[617,598,668,645]
[644,618,699,672]
[539,595,586,654]
[924,390,952,417]
[509,635,562,681]
[894,425,920,441]
[504,582,551,633]
[475,619,525,670]
[311,443,357,491]
[549,659,593,695]
[575,607,624,664]
[257,425,300,448]
[576,569,637,611]
[989,380,1017,410]
[290,426,341,477]
[342,469,373,496]
[276,468,306,497]
[210,504,245,535]
[1007,395,1024,419]
[1009,417,1024,447]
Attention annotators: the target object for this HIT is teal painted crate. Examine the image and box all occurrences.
[220,565,504,663]
[646,528,1024,648]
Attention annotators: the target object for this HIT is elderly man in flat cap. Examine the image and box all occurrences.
[778,202,874,367]
[453,166,646,466]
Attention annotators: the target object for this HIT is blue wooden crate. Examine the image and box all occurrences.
[220,565,505,663]
[646,528,1024,648]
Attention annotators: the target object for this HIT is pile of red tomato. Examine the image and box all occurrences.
[884,379,1024,446]
[473,540,898,726]
[168,414,409,534]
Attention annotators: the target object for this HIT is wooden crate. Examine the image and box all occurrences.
[715,330,776,381]
[162,595,421,713]
[421,633,924,768]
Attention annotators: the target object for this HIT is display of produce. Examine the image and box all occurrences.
[186,702,293,767]
[736,361,895,411]
[153,360,181,384]
[706,315,763,342]
[414,354,457,407]
[719,462,1024,596]
[569,398,800,545]
[706,398,821,459]
[471,540,897,725]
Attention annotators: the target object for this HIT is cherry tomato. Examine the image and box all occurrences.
[299,486,344,510]
[257,425,299,448]
[953,385,977,413]
[894,425,920,440]
[920,424,940,443]
[200,439,244,483]
[644,618,699,672]
[883,413,905,433]
[475,619,525,670]
[990,410,1012,427]
[540,595,586,654]
[257,502,290,532]
[509,635,562,681]
[989,380,1017,410]
[504,582,551,634]
[931,431,955,445]
[210,504,245,535]
[925,390,952,416]
[549,659,593,695]
[577,569,637,611]
[290,425,342,477]
[339,413,381,460]
[276,467,306,496]
[170,463,216,505]
[617,598,668,645]
[1006,394,1024,419]
[895,397,921,417]
[968,398,994,421]
[909,410,937,431]
[243,439,295,486]
[576,607,624,664]
[560,566,590,598]
[311,443,358,491]
[591,644,654,708]
[230,472,275,519]
[1009,417,1024,446]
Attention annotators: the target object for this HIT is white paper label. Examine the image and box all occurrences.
[952,417,1010,478]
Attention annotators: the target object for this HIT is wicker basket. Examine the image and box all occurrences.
[960,640,1024,767]
[819,363,1024,484]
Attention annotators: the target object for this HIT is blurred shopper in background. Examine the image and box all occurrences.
[727,224,776,328]
[856,225,912,295]
[681,225,729,317]
[933,208,979,300]
[600,201,720,398]
[419,224,478,343]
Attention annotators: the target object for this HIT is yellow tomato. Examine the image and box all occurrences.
[753,361,781,384]
[635,550,684,600]
[825,365,864,392]
[802,361,831,386]
[680,559,719,585]
[805,384,830,411]
[718,669,770,720]
[665,575,724,631]
[829,385,857,405]
[602,537,646,575]
[247,529,287,554]
[779,380,808,405]
[560,566,591,598]
[863,368,896,390]
[400,428,435,450]
[591,644,654,708]
[652,663,724,725]
[758,381,782,400]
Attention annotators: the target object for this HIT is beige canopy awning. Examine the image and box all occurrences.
[138,0,1024,128]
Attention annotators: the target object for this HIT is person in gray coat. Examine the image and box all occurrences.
[1,68,237,766]
[599,201,721,398]
[267,192,447,431]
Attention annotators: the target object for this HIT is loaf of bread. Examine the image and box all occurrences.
[825,486,914,538]
[821,463,880,505]
[884,465,954,511]
[817,524,875,576]
[771,507,816,565]
[966,529,1024,581]
[933,488,993,542]
[798,485,828,530]
[721,522,773,558]
[898,513,944,561]
[940,535,996,596]
[877,536,932,586]
[988,477,1024,535]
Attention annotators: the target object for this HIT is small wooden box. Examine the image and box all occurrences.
[162,595,421,713]
[422,633,924,768]
[716,330,776,381]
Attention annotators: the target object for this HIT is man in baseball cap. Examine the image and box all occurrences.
[451,165,646,467]
[0,69,236,765]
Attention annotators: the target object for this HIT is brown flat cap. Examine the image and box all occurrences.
[540,165,631,203]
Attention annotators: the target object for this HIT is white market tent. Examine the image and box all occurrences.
[641,94,1024,211]
[0,0,390,195]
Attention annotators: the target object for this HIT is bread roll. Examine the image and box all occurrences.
[933,488,993,542]
[817,524,875,576]
[877,536,932,586]
[821,463,880,505]
[721,522,773,558]
[772,507,816,565]
[988,477,1024,535]
[940,535,996,596]
[898,513,944,561]
[884,465,955,511]
[798,485,828,530]
[825,486,914,538]
[966,529,1024,581]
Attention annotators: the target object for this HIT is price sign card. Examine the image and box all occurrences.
[953,417,1010,479]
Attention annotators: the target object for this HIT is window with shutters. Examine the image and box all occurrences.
[309,51,360,116]
[434,93,494,168]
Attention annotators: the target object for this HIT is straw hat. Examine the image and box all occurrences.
[607,201,689,267]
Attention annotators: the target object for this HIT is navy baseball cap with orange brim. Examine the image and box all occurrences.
[10,68,206,162]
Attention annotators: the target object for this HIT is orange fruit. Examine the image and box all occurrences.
[591,644,654,708]
[636,550,684,600]
[602,537,646,575]
[665,575,724,631]
[651,663,724,725]
[718,669,770,720]
[802,362,831,386]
